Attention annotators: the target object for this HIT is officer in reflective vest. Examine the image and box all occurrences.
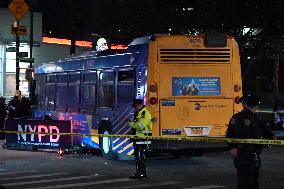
[129,99,152,179]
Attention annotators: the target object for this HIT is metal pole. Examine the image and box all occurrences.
[273,0,281,111]
[29,5,34,100]
[2,46,6,96]
[30,10,33,68]
[15,21,20,91]
[0,46,6,96]
[274,53,280,110]
[70,0,76,55]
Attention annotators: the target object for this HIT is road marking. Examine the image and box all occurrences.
[0,169,6,171]
[26,178,131,189]
[3,174,102,187]
[183,185,225,189]
[0,170,37,176]
[107,181,182,189]
[0,172,68,181]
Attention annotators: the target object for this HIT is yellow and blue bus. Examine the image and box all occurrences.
[34,34,243,158]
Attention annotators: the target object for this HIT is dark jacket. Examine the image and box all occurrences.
[8,96,32,119]
[16,97,32,118]
[7,96,20,118]
[227,108,274,154]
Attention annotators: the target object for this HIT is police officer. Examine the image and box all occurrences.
[226,94,275,189]
[129,99,152,179]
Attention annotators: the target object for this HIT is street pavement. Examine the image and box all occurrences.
[0,140,284,189]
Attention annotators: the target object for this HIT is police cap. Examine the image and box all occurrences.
[132,99,143,107]
[240,94,260,107]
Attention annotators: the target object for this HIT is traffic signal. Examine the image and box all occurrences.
[25,68,34,80]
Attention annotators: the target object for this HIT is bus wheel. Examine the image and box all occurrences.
[98,121,118,160]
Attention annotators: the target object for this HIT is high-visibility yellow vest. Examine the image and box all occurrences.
[129,106,152,138]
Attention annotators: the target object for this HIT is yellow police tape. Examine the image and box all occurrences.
[0,129,283,146]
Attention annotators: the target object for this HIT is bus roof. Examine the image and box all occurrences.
[35,51,146,74]
[34,35,156,74]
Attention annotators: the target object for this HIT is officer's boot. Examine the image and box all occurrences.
[136,160,147,178]
[129,161,142,179]
[140,160,147,178]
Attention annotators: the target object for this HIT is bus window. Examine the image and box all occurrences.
[55,74,67,111]
[35,80,41,106]
[46,85,55,109]
[100,72,114,82]
[68,72,81,112]
[98,71,114,108]
[46,74,56,83]
[82,71,96,113]
[35,74,45,107]
[57,74,67,83]
[117,70,134,107]
[45,74,56,109]
[83,72,96,83]
[118,70,134,82]
[69,73,80,83]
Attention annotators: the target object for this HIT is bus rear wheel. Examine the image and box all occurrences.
[99,121,117,160]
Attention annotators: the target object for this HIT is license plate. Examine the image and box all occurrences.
[184,126,212,136]
[191,127,203,135]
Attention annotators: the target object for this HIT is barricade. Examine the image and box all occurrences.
[2,119,72,150]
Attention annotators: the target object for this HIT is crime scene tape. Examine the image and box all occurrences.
[0,129,283,146]
[256,109,274,113]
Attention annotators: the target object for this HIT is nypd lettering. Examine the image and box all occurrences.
[5,119,71,149]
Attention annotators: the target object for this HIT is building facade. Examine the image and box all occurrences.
[0,8,89,97]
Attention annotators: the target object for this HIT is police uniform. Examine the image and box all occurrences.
[226,95,274,189]
[129,100,152,179]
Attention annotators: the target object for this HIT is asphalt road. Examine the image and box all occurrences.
[0,141,284,189]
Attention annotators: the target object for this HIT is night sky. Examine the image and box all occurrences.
[37,0,284,44]
[1,0,283,44]
[1,0,283,63]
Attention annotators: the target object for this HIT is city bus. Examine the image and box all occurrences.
[33,34,243,158]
